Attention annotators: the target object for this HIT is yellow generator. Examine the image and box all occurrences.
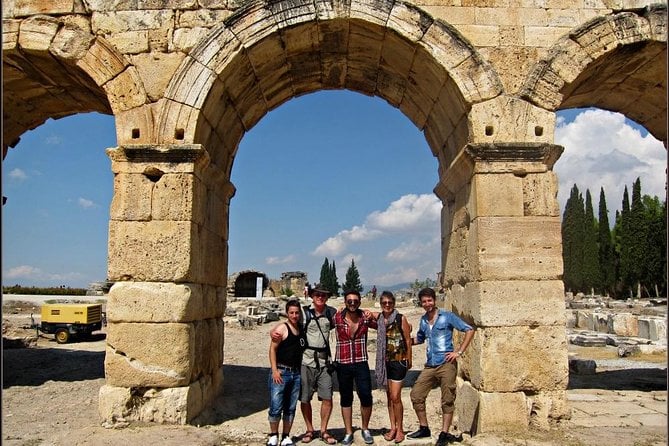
[39,303,103,344]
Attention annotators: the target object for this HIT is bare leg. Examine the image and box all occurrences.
[441,412,453,434]
[361,405,372,430]
[320,399,333,432]
[301,402,314,433]
[341,406,353,434]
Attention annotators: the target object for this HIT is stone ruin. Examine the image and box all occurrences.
[3,0,666,435]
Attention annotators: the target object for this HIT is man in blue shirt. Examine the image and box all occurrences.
[408,287,475,446]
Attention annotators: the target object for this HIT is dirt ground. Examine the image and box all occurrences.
[2,297,667,446]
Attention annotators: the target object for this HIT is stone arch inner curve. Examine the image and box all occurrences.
[519,5,667,144]
[156,0,503,175]
[2,14,150,154]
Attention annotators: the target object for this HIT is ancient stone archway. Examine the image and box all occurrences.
[3,0,666,432]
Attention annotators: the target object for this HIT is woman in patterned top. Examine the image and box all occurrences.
[374,291,412,443]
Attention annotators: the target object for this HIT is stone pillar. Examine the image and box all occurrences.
[436,143,571,433]
[99,144,234,424]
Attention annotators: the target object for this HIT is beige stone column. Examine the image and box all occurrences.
[99,144,234,424]
[436,143,571,433]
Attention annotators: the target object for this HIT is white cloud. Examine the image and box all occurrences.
[313,226,383,256]
[3,265,85,286]
[44,134,63,145]
[313,194,441,257]
[386,238,439,262]
[78,197,96,209]
[4,265,42,279]
[266,255,296,265]
[9,168,27,181]
[366,194,441,232]
[555,110,666,220]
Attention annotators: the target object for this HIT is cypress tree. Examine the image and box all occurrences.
[562,184,585,292]
[597,188,616,296]
[319,257,331,291]
[343,259,363,294]
[330,260,340,296]
[617,186,632,297]
[642,196,667,297]
[629,178,647,297]
[582,189,600,294]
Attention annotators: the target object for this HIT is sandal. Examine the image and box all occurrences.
[300,431,315,443]
[320,431,337,445]
[383,429,397,441]
[394,431,405,444]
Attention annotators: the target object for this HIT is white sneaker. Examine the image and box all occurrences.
[267,434,278,446]
[280,436,294,446]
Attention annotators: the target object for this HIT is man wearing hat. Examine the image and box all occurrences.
[271,284,338,444]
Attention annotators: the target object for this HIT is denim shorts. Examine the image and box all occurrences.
[268,365,301,423]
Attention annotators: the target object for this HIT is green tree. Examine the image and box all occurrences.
[615,185,632,297]
[562,184,585,292]
[319,257,340,296]
[641,195,667,297]
[628,178,647,297]
[330,260,340,296]
[582,189,600,294]
[343,259,363,294]
[597,188,616,296]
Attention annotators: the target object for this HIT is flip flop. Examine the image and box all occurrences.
[320,431,337,445]
[383,429,397,441]
[394,431,405,444]
[300,431,315,443]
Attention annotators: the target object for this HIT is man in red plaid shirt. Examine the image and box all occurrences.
[334,290,378,445]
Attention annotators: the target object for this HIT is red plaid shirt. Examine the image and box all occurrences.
[334,309,377,364]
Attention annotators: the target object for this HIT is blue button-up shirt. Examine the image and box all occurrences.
[415,309,473,367]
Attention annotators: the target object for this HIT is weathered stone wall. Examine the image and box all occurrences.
[3,0,666,431]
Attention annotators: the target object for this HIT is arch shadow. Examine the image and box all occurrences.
[568,367,667,391]
[2,343,105,388]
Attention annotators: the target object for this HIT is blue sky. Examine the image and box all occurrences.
[2,90,666,289]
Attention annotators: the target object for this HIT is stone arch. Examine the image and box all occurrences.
[156,0,503,175]
[228,270,270,297]
[519,5,667,144]
[2,14,149,154]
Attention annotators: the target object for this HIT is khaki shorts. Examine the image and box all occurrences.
[300,364,333,402]
[409,361,457,414]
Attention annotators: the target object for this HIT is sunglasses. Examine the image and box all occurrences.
[381,301,394,306]
[346,299,360,305]
[312,293,327,299]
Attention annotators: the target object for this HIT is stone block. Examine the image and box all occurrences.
[99,369,223,425]
[606,312,638,337]
[450,280,565,327]
[454,378,479,433]
[76,38,129,85]
[471,173,524,218]
[106,30,149,54]
[527,390,571,429]
[522,172,560,217]
[107,220,200,282]
[469,217,563,281]
[469,325,569,392]
[109,173,153,221]
[105,321,195,387]
[639,317,667,342]
[103,66,147,114]
[107,281,225,323]
[565,310,576,329]
[151,172,206,223]
[18,15,59,51]
[130,52,186,102]
[477,391,529,433]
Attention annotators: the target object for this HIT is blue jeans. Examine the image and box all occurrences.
[268,367,301,423]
